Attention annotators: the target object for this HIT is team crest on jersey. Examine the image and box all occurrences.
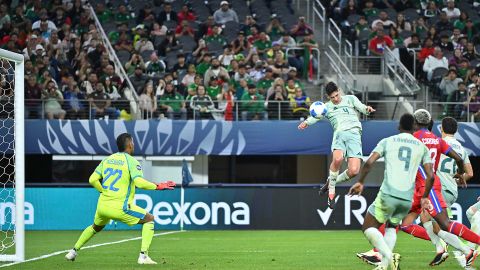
[136,165,142,170]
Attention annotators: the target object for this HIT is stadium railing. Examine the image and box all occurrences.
[324,45,358,94]
[383,47,421,96]
[327,18,342,54]
[87,3,141,119]
[312,0,327,45]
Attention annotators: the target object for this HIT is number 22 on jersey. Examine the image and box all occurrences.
[102,168,122,191]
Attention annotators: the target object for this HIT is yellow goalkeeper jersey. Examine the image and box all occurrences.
[94,152,143,207]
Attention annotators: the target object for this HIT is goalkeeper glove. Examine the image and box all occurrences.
[156,180,176,190]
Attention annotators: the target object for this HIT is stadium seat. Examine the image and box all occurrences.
[403,8,420,21]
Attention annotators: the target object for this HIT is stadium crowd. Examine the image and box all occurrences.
[2,0,318,120]
[327,0,480,121]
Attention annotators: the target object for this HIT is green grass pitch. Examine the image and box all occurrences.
[0,230,472,269]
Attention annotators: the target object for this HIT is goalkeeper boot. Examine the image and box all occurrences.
[429,249,448,266]
[357,249,381,266]
[65,249,77,261]
[138,253,157,265]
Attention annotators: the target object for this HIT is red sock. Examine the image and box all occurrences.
[400,224,431,241]
[449,221,480,245]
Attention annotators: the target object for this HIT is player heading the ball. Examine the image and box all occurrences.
[298,81,375,209]
[65,133,176,265]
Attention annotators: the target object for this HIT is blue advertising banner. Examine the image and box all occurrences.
[22,120,480,156]
[1,187,478,230]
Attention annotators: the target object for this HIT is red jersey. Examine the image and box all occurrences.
[414,128,451,187]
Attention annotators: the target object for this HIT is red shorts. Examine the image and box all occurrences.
[411,181,447,217]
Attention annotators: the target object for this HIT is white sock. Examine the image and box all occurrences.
[364,227,392,267]
[336,169,351,184]
[384,227,397,252]
[424,221,445,253]
[467,212,480,249]
[328,170,338,196]
[438,230,471,255]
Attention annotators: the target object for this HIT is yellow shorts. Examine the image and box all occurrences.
[94,202,147,226]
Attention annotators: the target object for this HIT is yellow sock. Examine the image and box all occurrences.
[141,222,154,253]
[74,226,97,250]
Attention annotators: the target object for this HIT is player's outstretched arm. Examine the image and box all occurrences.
[89,172,104,193]
[134,177,176,190]
[351,95,375,115]
[348,152,380,195]
[298,116,320,130]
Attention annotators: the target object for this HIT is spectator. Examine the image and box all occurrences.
[63,80,86,119]
[88,82,118,119]
[396,13,411,33]
[136,3,156,27]
[95,3,112,24]
[158,82,187,120]
[129,65,148,95]
[435,12,453,33]
[368,27,394,56]
[463,19,478,41]
[177,4,196,23]
[190,85,215,119]
[157,3,177,25]
[457,59,470,79]
[394,0,415,12]
[206,76,222,100]
[445,81,468,119]
[266,15,286,41]
[198,16,215,39]
[354,16,369,37]
[240,84,267,120]
[290,16,313,38]
[182,64,197,88]
[139,82,157,119]
[423,47,449,81]
[145,52,166,77]
[157,30,181,57]
[463,84,480,121]
[103,77,122,102]
[462,42,480,62]
[439,69,463,101]
[253,32,272,57]
[389,27,403,47]
[170,53,188,88]
[25,75,42,118]
[277,32,297,49]
[125,53,145,76]
[290,86,311,119]
[340,0,359,22]
[424,1,440,18]
[371,11,396,30]
[204,57,230,86]
[451,28,463,48]
[150,22,168,37]
[418,37,435,63]
[241,15,260,36]
[134,36,154,53]
[412,17,428,36]
[187,75,203,100]
[362,0,379,19]
[114,31,133,52]
[114,5,132,24]
[175,20,195,38]
[219,45,235,67]
[438,34,454,52]
[41,80,66,119]
[405,33,421,50]
[449,48,466,67]
[453,11,469,31]
[267,84,290,120]
[213,1,239,24]
[442,0,460,20]
[205,25,227,45]
[32,11,57,32]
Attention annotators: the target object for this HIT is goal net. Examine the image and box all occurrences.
[0,49,24,262]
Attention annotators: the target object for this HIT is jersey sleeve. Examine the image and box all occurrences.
[94,159,105,178]
[305,115,321,125]
[372,138,387,157]
[349,95,368,115]
[127,156,144,181]
[464,149,471,165]
[439,138,452,155]
[421,145,433,165]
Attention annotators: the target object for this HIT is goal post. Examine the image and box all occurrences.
[0,49,25,262]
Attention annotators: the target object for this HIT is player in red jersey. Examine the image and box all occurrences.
[357,110,479,267]
[399,110,479,267]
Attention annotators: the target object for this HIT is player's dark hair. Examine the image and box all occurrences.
[116,133,132,152]
[325,82,338,96]
[399,113,414,132]
[442,117,458,134]
[428,119,434,131]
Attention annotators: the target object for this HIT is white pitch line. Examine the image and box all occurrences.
[0,230,184,268]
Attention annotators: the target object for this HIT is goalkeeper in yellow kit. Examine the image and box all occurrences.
[65,133,176,264]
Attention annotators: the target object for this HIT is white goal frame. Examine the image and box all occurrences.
[0,49,25,262]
